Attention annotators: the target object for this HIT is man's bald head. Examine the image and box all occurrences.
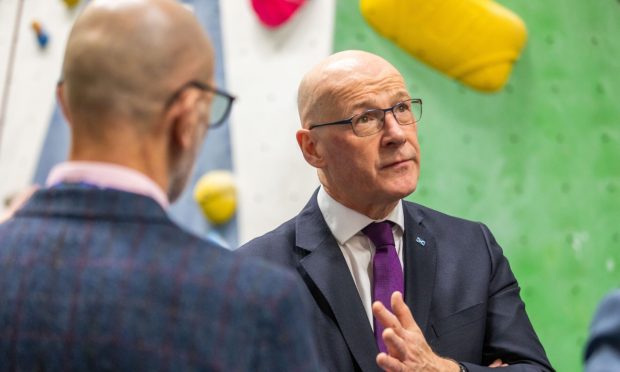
[297,50,405,128]
[295,50,418,219]
[61,0,214,131]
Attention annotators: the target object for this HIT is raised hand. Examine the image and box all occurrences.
[372,291,459,372]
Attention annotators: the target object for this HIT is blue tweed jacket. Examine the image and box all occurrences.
[0,184,320,371]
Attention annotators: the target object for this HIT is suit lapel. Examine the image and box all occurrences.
[296,192,380,372]
[402,202,437,337]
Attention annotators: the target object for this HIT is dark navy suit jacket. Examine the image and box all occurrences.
[585,289,620,371]
[239,191,553,372]
[0,184,320,371]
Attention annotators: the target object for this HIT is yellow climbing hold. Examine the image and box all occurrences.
[193,171,237,225]
[360,0,528,92]
[62,0,81,8]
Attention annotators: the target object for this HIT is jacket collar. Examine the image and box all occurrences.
[16,184,170,224]
[295,189,381,371]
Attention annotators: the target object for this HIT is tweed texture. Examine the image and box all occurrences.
[0,184,319,371]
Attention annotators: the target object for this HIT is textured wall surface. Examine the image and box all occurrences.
[221,0,334,244]
[334,0,620,370]
[0,0,75,209]
[0,0,335,246]
[0,0,238,245]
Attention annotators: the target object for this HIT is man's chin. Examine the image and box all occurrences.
[390,173,418,190]
[386,182,418,201]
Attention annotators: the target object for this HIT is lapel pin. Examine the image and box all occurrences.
[416,236,426,246]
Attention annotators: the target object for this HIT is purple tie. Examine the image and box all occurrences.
[362,221,404,353]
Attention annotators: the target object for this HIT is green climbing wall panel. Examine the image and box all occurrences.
[334,0,620,370]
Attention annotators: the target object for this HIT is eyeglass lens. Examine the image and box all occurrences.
[209,94,231,127]
[352,100,421,136]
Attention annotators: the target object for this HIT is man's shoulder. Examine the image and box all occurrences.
[585,289,620,369]
[591,290,620,328]
[403,200,483,230]
[1,187,292,290]
[234,252,304,299]
[402,200,498,252]
[237,216,298,256]
[148,220,301,298]
[162,217,302,300]
[2,197,302,308]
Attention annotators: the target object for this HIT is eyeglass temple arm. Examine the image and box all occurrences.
[309,119,352,130]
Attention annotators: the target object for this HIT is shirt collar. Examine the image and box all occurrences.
[317,186,404,245]
[46,161,170,209]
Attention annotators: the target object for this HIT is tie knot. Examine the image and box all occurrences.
[362,221,394,249]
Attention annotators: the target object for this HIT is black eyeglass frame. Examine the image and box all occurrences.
[308,98,422,137]
[56,79,236,128]
[164,80,236,128]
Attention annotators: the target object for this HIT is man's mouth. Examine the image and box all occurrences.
[381,158,414,169]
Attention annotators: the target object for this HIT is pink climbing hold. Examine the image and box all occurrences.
[251,0,307,28]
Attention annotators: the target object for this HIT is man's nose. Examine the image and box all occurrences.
[381,110,406,144]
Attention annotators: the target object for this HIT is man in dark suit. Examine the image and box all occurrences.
[239,50,553,371]
[0,0,320,370]
[585,290,620,371]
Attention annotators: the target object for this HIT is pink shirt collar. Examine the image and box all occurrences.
[46,161,169,209]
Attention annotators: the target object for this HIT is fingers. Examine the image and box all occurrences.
[373,292,419,332]
[489,358,509,368]
[373,300,402,331]
[376,352,405,372]
[382,327,407,360]
[489,359,501,368]
[390,292,417,330]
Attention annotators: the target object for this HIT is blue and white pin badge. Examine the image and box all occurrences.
[415,236,426,246]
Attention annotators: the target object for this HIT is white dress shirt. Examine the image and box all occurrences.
[317,186,405,328]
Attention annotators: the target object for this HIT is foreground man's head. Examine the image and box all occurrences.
[58,0,218,202]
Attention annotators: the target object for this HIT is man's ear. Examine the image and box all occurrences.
[296,128,325,168]
[167,92,199,150]
[56,83,73,125]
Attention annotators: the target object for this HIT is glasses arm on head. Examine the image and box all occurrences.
[164,81,236,108]
[308,118,354,130]
[163,80,236,127]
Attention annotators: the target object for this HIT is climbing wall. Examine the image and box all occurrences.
[26,0,238,246]
[0,0,333,246]
[334,0,620,370]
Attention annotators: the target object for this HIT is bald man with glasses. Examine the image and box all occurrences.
[0,0,320,370]
[239,50,553,372]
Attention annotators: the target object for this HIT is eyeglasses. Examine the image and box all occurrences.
[309,98,422,137]
[164,80,236,128]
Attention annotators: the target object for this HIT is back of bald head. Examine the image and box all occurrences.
[61,0,214,133]
[297,50,403,128]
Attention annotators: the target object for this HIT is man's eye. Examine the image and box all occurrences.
[395,103,409,112]
[358,115,371,123]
